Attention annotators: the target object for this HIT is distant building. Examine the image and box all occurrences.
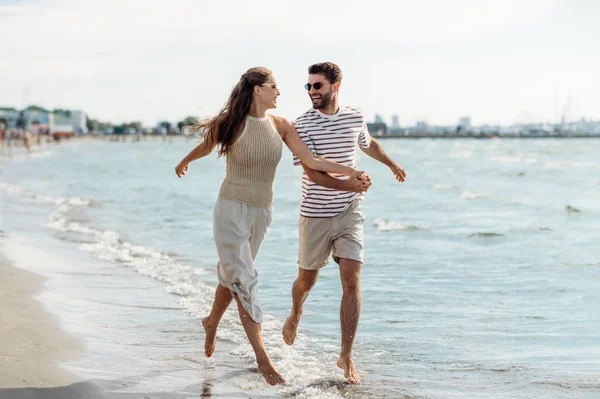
[24,105,51,127]
[374,114,385,124]
[457,117,471,133]
[367,122,387,136]
[415,121,429,133]
[391,114,400,129]
[0,107,19,128]
[49,109,88,134]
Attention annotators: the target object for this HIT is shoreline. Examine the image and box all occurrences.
[2,132,599,155]
[0,252,84,389]
[0,236,278,398]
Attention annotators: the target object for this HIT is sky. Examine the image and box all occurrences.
[1,0,599,127]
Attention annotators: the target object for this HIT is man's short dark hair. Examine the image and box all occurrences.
[308,62,342,84]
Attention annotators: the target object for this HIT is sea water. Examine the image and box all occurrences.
[1,137,599,398]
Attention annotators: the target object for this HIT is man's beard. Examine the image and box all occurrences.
[312,89,334,110]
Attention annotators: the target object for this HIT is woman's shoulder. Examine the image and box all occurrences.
[269,114,293,130]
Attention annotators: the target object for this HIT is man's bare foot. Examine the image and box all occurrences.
[202,317,217,357]
[282,313,300,346]
[337,354,360,384]
[258,360,285,386]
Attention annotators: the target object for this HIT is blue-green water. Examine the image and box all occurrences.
[1,137,599,398]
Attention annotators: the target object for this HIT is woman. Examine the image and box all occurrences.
[175,67,365,386]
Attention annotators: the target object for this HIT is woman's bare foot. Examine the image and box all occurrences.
[282,313,300,346]
[202,317,217,357]
[258,360,285,386]
[337,354,360,384]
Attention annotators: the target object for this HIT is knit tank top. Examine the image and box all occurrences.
[218,115,283,208]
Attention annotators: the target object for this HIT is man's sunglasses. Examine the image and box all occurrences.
[304,82,333,91]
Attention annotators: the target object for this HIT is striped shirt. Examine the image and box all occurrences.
[292,106,371,218]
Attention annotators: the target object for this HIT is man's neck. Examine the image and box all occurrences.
[318,99,340,116]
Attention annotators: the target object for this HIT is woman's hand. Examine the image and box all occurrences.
[175,162,189,178]
[348,171,372,193]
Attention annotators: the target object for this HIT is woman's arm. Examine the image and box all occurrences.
[302,165,371,193]
[175,129,218,178]
[274,116,358,176]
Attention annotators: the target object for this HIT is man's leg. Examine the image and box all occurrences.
[282,267,319,345]
[337,258,361,384]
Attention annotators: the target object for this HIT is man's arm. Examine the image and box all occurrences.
[301,164,371,193]
[360,138,407,182]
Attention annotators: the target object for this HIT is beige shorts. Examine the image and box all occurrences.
[298,200,365,270]
[213,198,272,323]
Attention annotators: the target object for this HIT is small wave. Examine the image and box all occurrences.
[0,180,93,208]
[286,378,351,396]
[544,161,600,169]
[539,226,554,232]
[461,190,488,200]
[510,196,539,207]
[0,181,28,195]
[565,205,581,214]
[561,262,600,269]
[469,232,504,238]
[372,218,429,232]
[450,150,473,159]
[84,299,184,311]
[434,184,456,190]
[536,380,600,390]
[490,155,522,163]
[502,171,525,177]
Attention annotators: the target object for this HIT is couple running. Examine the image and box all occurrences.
[175,62,406,386]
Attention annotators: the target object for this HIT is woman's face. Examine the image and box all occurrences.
[257,75,280,109]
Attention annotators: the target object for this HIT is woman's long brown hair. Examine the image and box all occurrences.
[191,67,271,157]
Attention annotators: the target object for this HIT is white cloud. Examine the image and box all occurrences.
[1,0,556,59]
[1,0,598,126]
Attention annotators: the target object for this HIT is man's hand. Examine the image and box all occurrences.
[390,163,406,182]
[175,162,188,178]
[346,170,372,193]
[360,138,406,183]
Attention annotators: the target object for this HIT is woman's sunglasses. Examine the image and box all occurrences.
[260,83,278,91]
[304,82,333,91]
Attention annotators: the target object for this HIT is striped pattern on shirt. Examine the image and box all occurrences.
[292,106,371,218]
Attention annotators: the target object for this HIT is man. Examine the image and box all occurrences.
[282,62,406,384]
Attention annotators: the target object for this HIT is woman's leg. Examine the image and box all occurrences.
[202,283,233,357]
[233,295,285,386]
[213,201,283,384]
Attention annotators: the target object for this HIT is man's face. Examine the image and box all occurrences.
[307,74,336,110]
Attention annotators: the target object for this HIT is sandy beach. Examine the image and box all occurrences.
[0,241,281,399]
[0,252,116,399]
[0,253,83,389]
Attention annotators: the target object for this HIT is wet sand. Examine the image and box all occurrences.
[0,253,84,389]
[0,251,280,398]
